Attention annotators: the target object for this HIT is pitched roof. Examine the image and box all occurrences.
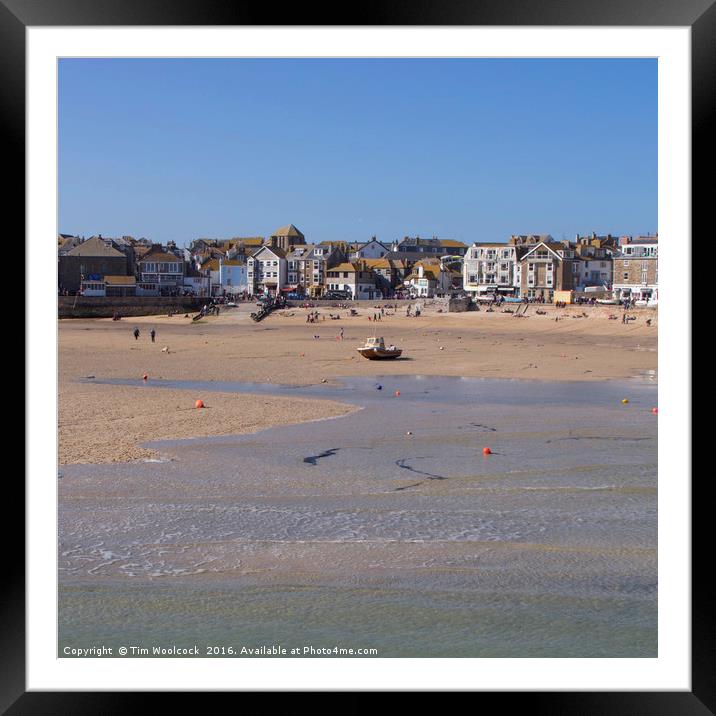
[271,224,304,238]
[362,258,392,269]
[140,249,183,262]
[251,245,286,258]
[66,236,125,258]
[437,239,468,248]
[520,242,565,261]
[328,262,359,273]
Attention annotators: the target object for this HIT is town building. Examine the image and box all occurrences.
[80,275,137,297]
[57,234,83,256]
[463,243,524,297]
[269,224,305,253]
[136,245,186,296]
[403,259,461,298]
[285,243,345,297]
[59,236,129,293]
[518,241,575,301]
[348,238,390,261]
[218,258,248,295]
[390,236,468,257]
[360,258,399,297]
[325,261,380,299]
[246,245,287,296]
[612,235,658,303]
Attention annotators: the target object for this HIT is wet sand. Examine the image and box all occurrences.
[59,376,658,657]
[59,302,657,464]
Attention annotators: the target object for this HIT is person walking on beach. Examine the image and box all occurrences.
[150,328,156,343]
[340,327,344,340]
[133,327,140,340]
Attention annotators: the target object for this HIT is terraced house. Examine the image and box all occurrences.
[137,245,186,296]
[518,241,575,301]
[246,244,287,296]
[612,235,658,304]
[389,236,468,258]
[285,243,345,297]
[325,261,379,299]
[463,243,524,298]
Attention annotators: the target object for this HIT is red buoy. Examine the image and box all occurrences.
[395,390,401,397]
[482,447,492,455]
[195,399,204,409]
[652,407,658,414]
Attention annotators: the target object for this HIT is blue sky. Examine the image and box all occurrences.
[59,58,657,245]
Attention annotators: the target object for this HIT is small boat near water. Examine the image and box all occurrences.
[357,336,402,360]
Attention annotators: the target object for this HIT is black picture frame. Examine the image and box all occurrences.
[9,0,703,709]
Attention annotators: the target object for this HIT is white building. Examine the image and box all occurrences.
[349,238,390,261]
[246,245,287,296]
[404,260,457,298]
[325,262,379,299]
[463,243,521,297]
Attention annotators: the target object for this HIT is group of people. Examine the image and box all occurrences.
[368,307,386,322]
[132,327,156,342]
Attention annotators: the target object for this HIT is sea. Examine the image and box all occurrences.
[59,375,657,657]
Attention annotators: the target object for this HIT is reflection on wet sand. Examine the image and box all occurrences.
[59,376,657,657]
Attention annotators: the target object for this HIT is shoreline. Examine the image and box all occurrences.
[59,303,657,464]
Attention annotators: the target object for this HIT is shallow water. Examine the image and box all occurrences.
[59,376,657,657]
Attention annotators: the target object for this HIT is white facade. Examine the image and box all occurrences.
[183,275,210,296]
[246,246,287,296]
[463,244,520,296]
[572,258,612,292]
[405,263,454,298]
[349,239,390,260]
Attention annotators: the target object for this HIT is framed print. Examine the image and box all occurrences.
[11,0,704,708]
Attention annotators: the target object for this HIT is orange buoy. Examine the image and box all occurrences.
[195,399,204,409]
[395,390,401,397]
[482,447,492,455]
[651,407,658,414]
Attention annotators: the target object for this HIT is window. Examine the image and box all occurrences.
[623,272,629,280]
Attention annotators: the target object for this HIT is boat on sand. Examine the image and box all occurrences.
[357,336,402,360]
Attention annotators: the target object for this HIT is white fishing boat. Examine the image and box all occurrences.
[357,336,402,360]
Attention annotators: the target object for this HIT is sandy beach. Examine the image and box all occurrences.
[59,301,656,464]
